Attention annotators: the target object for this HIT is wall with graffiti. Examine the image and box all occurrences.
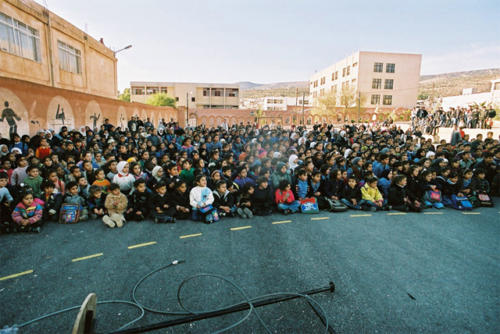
[0,76,177,137]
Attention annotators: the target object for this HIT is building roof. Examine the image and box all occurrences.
[130,81,240,88]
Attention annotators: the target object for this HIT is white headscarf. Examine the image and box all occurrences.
[288,154,299,171]
[116,161,128,176]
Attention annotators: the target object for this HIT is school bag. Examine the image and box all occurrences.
[326,198,348,212]
[59,203,81,224]
[477,193,494,207]
[300,198,319,214]
[453,196,473,211]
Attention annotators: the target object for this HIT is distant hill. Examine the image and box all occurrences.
[238,68,500,99]
[419,68,500,98]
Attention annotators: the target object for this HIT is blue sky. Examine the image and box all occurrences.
[44,0,500,91]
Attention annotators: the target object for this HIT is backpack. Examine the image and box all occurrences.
[327,198,348,212]
[453,196,473,211]
[59,203,81,224]
[300,198,319,214]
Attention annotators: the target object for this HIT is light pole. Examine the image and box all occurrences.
[113,44,132,56]
[186,91,192,127]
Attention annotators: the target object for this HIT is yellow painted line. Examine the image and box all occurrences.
[462,212,480,215]
[0,269,33,281]
[230,225,252,231]
[387,212,407,216]
[179,233,202,239]
[311,217,329,221]
[72,253,103,263]
[272,220,292,225]
[423,212,443,215]
[350,214,372,217]
[128,241,157,249]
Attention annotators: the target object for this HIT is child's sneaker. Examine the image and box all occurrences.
[243,208,253,218]
[115,217,124,228]
[103,215,115,228]
[236,208,247,218]
[369,206,377,212]
[48,209,57,215]
[31,226,41,233]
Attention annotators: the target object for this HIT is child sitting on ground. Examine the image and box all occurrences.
[251,176,273,216]
[40,180,62,222]
[12,189,43,233]
[340,177,363,210]
[361,177,388,211]
[113,161,135,195]
[63,181,89,221]
[388,175,422,212]
[152,182,176,223]
[92,168,110,194]
[0,171,13,232]
[295,169,309,201]
[236,183,254,219]
[275,180,300,215]
[88,185,106,220]
[126,179,152,221]
[103,183,128,228]
[168,180,191,220]
[213,180,236,218]
[189,175,216,223]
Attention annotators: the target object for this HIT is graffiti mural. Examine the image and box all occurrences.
[0,88,28,137]
[85,100,103,130]
[47,96,74,132]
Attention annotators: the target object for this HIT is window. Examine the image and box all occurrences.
[386,63,395,73]
[346,66,350,76]
[132,87,144,95]
[320,77,325,85]
[267,99,273,104]
[160,87,168,93]
[312,92,317,98]
[374,62,383,72]
[384,79,394,90]
[351,79,356,84]
[352,62,358,67]
[58,40,82,74]
[383,95,392,105]
[191,97,195,102]
[331,86,337,94]
[175,97,179,101]
[227,88,238,97]
[320,88,325,97]
[494,82,500,90]
[0,12,41,62]
[213,88,223,97]
[203,88,210,96]
[331,72,335,81]
[372,78,382,89]
[146,87,158,95]
[335,71,338,80]
[371,94,380,105]
[314,80,318,88]
[342,67,346,77]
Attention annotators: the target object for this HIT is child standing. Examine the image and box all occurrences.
[12,190,43,233]
[103,183,128,228]
[275,180,300,214]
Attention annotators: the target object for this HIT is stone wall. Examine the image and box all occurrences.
[0,76,177,137]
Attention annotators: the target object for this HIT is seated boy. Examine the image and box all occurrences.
[152,182,176,223]
[126,179,152,221]
[41,180,62,222]
[361,177,388,211]
[213,180,236,217]
[88,185,106,220]
[103,183,128,228]
[64,181,89,221]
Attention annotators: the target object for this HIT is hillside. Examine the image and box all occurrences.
[238,68,500,99]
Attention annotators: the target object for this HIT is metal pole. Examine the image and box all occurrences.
[357,92,361,123]
[186,92,189,127]
[302,92,305,126]
[110,281,335,334]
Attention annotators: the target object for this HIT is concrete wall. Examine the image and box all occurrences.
[0,0,117,99]
[0,76,176,137]
[440,92,494,109]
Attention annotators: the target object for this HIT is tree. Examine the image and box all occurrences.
[118,88,130,102]
[312,91,337,121]
[339,86,356,122]
[146,93,176,107]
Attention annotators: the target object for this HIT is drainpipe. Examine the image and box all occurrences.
[43,8,55,87]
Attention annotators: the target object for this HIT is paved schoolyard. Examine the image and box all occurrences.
[1,202,499,333]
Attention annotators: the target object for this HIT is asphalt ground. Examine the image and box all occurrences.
[1,201,499,334]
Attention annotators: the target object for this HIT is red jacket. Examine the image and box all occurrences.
[275,189,295,204]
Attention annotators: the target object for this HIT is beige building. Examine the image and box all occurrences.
[130,82,240,109]
[310,51,422,110]
[0,0,117,98]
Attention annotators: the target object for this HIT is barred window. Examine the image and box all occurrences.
[384,79,394,90]
[58,40,81,74]
[386,63,395,73]
[371,94,380,105]
[372,78,382,89]
[383,95,392,105]
[0,12,41,62]
[374,62,383,72]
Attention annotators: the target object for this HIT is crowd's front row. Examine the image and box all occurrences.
[1,159,494,233]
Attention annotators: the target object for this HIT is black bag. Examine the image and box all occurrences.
[488,109,496,118]
[327,199,348,212]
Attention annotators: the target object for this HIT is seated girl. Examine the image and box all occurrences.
[12,189,43,233]
[275,180,300,215]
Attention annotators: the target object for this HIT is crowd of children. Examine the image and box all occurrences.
[0,118,498,233]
